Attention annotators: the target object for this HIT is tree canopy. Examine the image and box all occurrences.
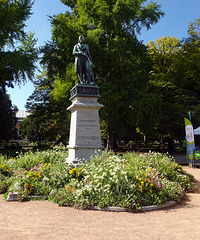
[21,69,70,143]
[0,0,38,88]
[19,0,200,151]
[35,0,164,149]
[22,2,200,149]
[146,19,200,141]
[0,0,38,141]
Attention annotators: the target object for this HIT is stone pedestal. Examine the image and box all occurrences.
[66,84,103,165]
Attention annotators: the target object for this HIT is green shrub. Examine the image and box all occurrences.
[0,150,194,210]
[49,152,194,210]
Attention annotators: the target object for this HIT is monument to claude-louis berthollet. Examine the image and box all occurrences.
[66,35,103,165]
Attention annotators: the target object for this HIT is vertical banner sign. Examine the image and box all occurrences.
[184,118,196,160]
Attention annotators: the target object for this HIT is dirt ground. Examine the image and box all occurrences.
[0,166,200,240]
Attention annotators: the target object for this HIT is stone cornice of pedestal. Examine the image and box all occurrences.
[69,83,100,100]
[67,97,103,111]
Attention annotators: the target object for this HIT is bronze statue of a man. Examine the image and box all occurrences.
[73,35,94,84]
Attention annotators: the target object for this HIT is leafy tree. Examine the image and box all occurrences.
[177,19,200,128]
[40,0,164,150]
[21,69,70,143]
[0,90,18,140]
[0,0,38,89]
[0,0,32,45]
[146,19,200,142]
[146,36,183,139]
[187,18,200,41]
[0,0,38,141]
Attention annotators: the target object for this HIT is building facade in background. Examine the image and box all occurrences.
[16,110,29,138]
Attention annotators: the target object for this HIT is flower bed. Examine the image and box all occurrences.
[0,150,194,210]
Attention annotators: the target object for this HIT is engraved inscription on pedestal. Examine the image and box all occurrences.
[76,118,101,146]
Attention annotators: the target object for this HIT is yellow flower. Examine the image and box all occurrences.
[139,185,142,188]
[141,181,144,185]
[150,183,154,187]
[138,178,142,181]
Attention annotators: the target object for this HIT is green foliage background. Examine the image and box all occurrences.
[1,0,200,147]
[0,0,38,141]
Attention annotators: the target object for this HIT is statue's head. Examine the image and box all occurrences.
[78,35,85,43]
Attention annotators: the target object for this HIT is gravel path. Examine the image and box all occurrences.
[0,166,200,240]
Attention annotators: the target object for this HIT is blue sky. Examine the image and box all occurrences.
[7,0,200,110]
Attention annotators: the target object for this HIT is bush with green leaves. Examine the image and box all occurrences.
[0,150,194,210]
[0,149,70,199]
[49,152,194,210]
